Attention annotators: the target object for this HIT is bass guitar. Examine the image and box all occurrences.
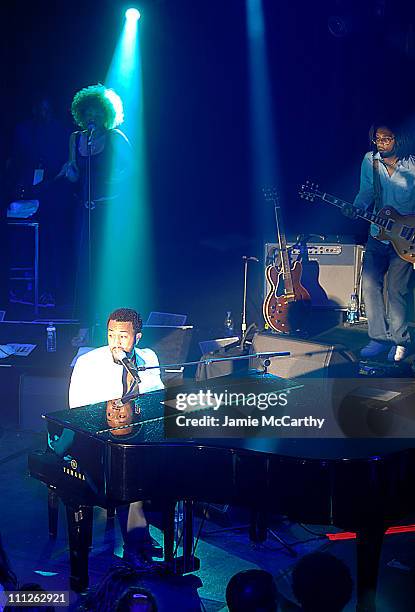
[299,181,415,264]
[262,188,311,333]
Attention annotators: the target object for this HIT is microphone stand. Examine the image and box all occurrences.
[137,350,290,369]
[118,351,291,405]
[241,256,249,339]
[239,256,259,349]
[136,350,291,376]
[119,351,292,405]
[118,348,293,404]
[87,130,93,342]
[120,349,296,400]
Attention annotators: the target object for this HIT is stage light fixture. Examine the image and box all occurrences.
[125,8,140,21]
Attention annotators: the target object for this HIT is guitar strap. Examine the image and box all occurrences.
[372,155,383,212]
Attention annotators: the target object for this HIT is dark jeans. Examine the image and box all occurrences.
[116,503,151,553]
[362,236,413,345]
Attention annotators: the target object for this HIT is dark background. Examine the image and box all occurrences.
[1,0,415,332]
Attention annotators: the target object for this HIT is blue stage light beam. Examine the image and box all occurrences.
[246,0,280,240]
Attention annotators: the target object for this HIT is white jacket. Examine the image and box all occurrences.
[69,345,164,408]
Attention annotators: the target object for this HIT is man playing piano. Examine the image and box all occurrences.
[68,307,164,568]
[69,308,163,408]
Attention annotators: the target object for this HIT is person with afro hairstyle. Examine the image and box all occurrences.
[60,84,132,347]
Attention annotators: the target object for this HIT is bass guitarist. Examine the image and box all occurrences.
[343,121,415,361]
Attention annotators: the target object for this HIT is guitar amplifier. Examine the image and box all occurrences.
[264,242,364,310]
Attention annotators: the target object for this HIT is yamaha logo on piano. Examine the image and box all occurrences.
[63,458,86,481]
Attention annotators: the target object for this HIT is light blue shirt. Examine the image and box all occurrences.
[353,151,415,239]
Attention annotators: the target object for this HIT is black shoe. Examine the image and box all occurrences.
[122,548,157,570]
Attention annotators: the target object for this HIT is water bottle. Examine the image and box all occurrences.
[346,294,359,324]
[46,322,56,352]
[224,311,234,336]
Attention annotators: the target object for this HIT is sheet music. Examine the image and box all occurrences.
[5,343,36,357]
[0,345,15,359]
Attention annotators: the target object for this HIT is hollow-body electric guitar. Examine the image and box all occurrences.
[262,188,311,333]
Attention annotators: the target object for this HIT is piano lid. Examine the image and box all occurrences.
[43,373,302,442]
[44,388,166,444]
[42,373,415,459]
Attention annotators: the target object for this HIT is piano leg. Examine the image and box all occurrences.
[162,501,200,574]
[48,488,59,539]
[249,509,268,543]
[162,501,176,564]
[65,503,93,592]
[355,524,385,612]
[182,500,195,573]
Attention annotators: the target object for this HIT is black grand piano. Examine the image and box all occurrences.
[28,373,415,611]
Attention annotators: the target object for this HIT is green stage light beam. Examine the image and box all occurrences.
[95,10,153,326]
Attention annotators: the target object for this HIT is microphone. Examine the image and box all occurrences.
[87,121,96,146]
[113,349,141,384]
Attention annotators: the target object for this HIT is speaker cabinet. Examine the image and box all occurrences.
[250,332,356,379]
[337,383,415,438]
[250,333,358,437]
[264,242,364,309]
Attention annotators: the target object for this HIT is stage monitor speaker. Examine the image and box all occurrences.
[250,332,356,379]
[264,242,364,309]
[250,333,358,438]
[142,325,193,386]
[196,343,248,381]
